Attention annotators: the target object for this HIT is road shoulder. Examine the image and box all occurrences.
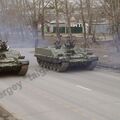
[0,106,17,120]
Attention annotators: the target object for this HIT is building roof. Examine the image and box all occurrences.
[70,17,76,22]
[50,20,66,24]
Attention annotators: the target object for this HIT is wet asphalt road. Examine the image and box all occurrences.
[0,48,120,120]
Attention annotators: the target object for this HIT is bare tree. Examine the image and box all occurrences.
[78,0,87,47]
[100,0,120,51]
[65,0,72,41]
[54,0,61,41]
[86,0,92,35]
[76,0,103,47]
[41,0,45,40]
[20,0,51,46]
[0,0,26,40]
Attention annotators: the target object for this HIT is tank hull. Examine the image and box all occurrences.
[35,46,98,72]
[36,55,98,72]
[0,61,29,75]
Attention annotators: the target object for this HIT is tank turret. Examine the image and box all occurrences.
[0,40,29,75]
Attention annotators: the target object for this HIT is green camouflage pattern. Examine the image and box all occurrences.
[35,41,98,72]
[0,41,29,75]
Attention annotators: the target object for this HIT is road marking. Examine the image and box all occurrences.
[76,85,92,92]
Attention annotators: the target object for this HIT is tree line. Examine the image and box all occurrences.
[0,0,120,50]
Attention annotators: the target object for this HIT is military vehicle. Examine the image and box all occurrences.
[35,40,98,72]
[0,40,29,75]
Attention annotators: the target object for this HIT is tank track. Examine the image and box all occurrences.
[36,58,97,72]
[18,61,29,76]
[37,58,69,72]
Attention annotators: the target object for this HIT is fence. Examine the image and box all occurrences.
[53,26,83,33]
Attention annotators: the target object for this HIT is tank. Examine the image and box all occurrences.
[35,40,98,72]
[0,40,29,75]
